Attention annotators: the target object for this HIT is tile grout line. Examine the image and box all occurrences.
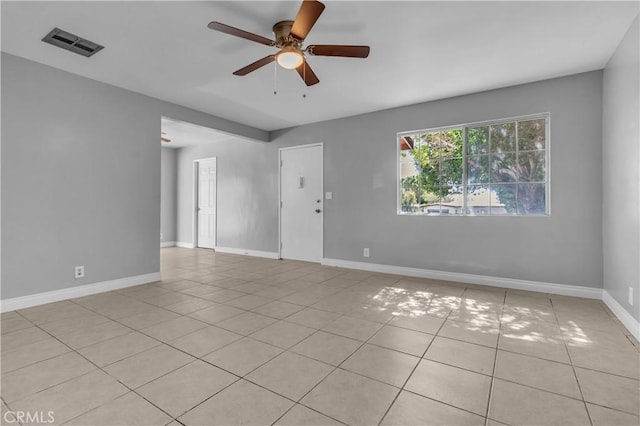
[550,298,595,426]
[268,310,401,424]
[17,305,187,425]
[376,297,457,426]
[176,311,370,424]
[66,288,292,424]
[484,291,507,426]
[287,317,390,418]
[12,324,163,422]
[21,288,285,424]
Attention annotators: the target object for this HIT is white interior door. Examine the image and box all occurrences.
[197,158,216,249]
[280,144,323,262]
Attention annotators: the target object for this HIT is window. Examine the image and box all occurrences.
[398,114,549,216]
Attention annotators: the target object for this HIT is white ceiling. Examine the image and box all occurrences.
[2,1,638,133]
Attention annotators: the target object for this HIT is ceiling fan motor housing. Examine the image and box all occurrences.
[273,20,300,48]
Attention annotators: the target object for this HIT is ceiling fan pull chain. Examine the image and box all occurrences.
[302,63,307,98]
[273,61,278,95]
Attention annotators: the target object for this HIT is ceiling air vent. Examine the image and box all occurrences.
[42,28,104,57]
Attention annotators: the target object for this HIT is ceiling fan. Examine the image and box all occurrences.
[208,0,370,86]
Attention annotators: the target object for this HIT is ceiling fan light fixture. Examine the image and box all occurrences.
[276,47,304,69]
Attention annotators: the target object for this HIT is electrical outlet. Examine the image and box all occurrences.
[629,287,634,306]
[363,248,370,258]
[74,266,84,279]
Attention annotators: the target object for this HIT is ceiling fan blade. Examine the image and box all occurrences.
[208,21,274,46]
[296,60,320,86]
[307,45,370,58]
[233,55,276,76]
[290,0,325,41]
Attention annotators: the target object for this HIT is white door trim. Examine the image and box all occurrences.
[278,143,324,261]
[193,157,217,249]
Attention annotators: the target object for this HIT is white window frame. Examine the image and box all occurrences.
[397,113,551,217]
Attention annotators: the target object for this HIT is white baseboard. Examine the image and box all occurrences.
[0,272,161,313]
[174,243,279,260]
[160,241,176,248]
[321,258,603,299]
[215,246,280,259]
[603,289,640,341]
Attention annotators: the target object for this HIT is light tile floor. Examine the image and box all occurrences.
[1,247,639,425]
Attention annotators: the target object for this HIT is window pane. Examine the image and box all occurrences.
[418,187,463,215]
[416,134,441,187]
[518,151,546,182]
[491,184,517,214]
[518,119,546,151]
[465,185,490,215]
[399,149,420,180]
[400,178,420,212]
[468,126,489,155]
[417,161,442,187]
[490,122,516,153]
[424,131,440,158]
[420,187,444,214]
[443,186,464,215]
[441,157,463,186]
[517,183,546,215]
[441,129,464,158]
[491,152,517,183]
[467,155,489,184]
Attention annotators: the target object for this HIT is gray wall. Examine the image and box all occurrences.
[173,71,604,288]
[603,16,639,320]
[270,71,603,287]
[2,51,608,300]
[161,147,177,243]
[1,53,266,299]
[175,141,278,251]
